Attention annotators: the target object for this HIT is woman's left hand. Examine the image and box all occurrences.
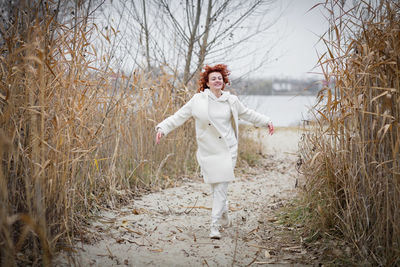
[267,121,274,135]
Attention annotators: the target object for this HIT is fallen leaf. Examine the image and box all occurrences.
[150,248,163,252]
[132,209,140,215]
[116,238,125,244]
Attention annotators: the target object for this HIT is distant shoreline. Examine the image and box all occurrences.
[236,91,318,96]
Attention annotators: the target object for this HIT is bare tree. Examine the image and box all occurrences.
[101,0,277,84]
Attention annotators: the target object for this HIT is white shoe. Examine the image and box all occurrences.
[221,212,231,228]
[209,226,221,239]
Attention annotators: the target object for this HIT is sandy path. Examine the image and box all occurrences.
[56,127,314,266]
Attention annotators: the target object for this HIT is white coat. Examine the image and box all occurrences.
[156,90,271,184]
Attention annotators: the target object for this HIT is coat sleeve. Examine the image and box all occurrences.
[155,96,194,136]
[236,97,271,127]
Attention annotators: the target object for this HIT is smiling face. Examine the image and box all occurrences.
[206,72,224,91]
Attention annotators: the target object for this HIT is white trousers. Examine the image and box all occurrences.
[210,182,229,226]
[210,144,237,227]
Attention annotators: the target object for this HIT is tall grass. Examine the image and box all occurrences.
[0,2,196,265]
[299,0,399,265]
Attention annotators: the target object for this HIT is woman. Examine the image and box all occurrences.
[155,64,274,239]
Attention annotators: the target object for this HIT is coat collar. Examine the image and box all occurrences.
[204,89,230,102]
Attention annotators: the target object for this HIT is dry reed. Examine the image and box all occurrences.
[299,0,399,265]
[0,2,196,265]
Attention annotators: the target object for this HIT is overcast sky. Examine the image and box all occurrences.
[231,0,330,80]
[101,0,331,81]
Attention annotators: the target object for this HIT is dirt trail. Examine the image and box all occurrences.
[56,128,315,266]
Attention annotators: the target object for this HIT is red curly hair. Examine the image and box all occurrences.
[197,64,230,93]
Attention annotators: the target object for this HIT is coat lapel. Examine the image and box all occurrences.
[228,97,239,139]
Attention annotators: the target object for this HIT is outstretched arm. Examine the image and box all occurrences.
[237,98,274,135]
[155,96,194,144]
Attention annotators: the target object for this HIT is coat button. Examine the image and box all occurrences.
[208,123,211,126]
[219,136,222,139]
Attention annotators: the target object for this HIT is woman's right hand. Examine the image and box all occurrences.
[156,131,164,144]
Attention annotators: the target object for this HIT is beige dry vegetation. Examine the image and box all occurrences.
[298,0,400,265]
[0,2,199,266]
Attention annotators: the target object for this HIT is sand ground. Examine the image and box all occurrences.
[55,127,315,267]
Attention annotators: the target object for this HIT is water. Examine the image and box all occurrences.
[238,95,318,127]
